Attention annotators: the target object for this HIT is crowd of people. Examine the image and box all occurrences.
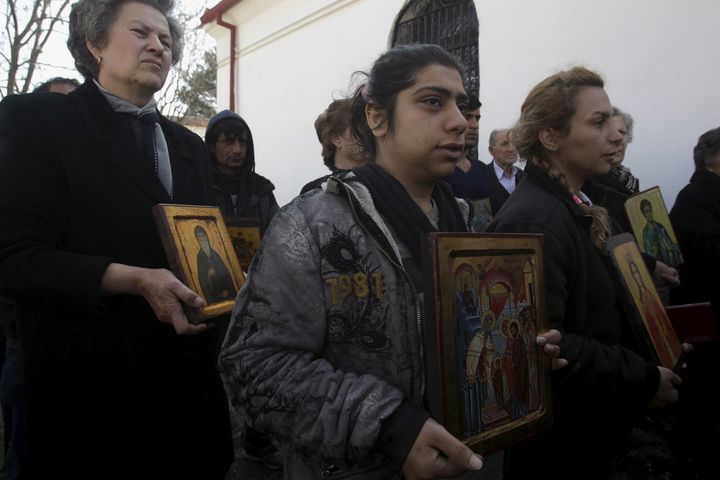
[0,1,718,480]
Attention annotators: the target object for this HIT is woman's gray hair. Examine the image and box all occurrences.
[67,0,184,80]
[612,106,634,143]
[693,126,720,171]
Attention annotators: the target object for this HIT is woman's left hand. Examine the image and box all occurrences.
[135,267,210,335]
[536,329,568,370]
[101,263,210,335]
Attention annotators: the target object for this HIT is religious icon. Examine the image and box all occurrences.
[422,233,552,454]
[606,233,683,370]
[193,225,236,304]
[153,204,245,323]
[624,187,683,267]
[224,217,263,272]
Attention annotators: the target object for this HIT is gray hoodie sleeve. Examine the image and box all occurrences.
[219,203,405,464]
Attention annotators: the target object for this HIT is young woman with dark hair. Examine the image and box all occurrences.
[220,44,563,480]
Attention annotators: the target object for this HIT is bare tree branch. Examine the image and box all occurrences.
[1,0,72,97]
[21,0,71,93]
[0,0,214,112]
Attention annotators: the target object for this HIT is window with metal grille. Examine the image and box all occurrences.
[391,0,479,98]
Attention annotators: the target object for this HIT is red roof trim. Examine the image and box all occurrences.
[200,0,242,25]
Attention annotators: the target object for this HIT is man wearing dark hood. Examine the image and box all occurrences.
[204,111,282,470]
[205,110,279,231]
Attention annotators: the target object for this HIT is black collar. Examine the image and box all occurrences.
[524,163,589,219]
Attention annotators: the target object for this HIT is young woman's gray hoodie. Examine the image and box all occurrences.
[219,172,469,479]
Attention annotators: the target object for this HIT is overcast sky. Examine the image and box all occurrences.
[34,24,78,85]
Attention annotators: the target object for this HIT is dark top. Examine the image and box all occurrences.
[670,169,720,314]
[0,81,233,479]
[487,165,659,479]
[598,165,640,195]
[583,176,632,231]
[212,166,279,232]
[208,113,279,231]
[487,161,525,215]
[445,159,494,231]
[444,158,492,199]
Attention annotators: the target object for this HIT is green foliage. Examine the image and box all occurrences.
[176,49,217,119]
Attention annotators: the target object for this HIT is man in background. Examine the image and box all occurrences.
[204,111,281,470]
[0,76,79,480]
[205,110,278,232]
[301,98,371,194]
[444,95,493,231]
[33,76,80,94]
[487,128,523,215]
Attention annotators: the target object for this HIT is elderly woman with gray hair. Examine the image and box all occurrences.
[583,107,680,297]
[606,107,639,192]
[582,107,639,222]
[0,1,233,478]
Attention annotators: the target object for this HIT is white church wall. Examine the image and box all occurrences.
[210,0,405,205]
[476,0,719,210]
[209,0,719,208]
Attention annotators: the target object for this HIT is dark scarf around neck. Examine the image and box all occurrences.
[352,162,467,263]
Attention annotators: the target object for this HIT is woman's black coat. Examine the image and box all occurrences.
[486,165,659,479]
[0,81,233,478]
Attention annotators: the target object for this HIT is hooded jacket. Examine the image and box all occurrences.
[205,110,279,230]
[219,172,470,479]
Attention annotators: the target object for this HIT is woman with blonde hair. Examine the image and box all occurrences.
[487,67,681,479]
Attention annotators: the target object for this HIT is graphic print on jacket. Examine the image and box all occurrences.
[320,225,393,367]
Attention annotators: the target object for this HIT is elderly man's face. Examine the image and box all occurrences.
[489,129,518,170]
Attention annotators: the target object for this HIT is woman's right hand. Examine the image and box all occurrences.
[402,418,483,480]
[536,329,568,370]
[101,263,208,335]
[647,366,681,408]
[135,268,209,335]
